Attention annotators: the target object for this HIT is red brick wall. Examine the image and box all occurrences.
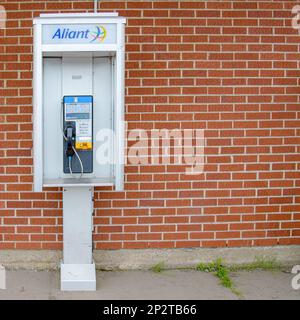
[0,0,300,250]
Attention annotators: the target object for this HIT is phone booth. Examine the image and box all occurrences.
[33,13,126,290]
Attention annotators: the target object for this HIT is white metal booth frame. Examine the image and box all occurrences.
[33,13,126,290]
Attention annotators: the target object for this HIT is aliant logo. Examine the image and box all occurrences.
[52,25,107,43]
[89,26,107,43]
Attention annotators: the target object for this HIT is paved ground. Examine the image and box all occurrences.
[0,269,299,300]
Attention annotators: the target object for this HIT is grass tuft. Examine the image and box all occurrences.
[151,261,165,273]
[229,256,281,272]
[196,256,282,297]
[196,258,241,296]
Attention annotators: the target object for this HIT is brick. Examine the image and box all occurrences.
[216,231,240,239]
[163,232,188,240]
[0,0,298,251]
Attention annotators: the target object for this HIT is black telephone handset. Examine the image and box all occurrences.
[65,126,75,158]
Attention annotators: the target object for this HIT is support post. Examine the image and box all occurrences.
[61,187,96,291]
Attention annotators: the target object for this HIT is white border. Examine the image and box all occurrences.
[33,22,43,192]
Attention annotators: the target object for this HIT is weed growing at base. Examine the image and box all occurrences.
[196,258,241,296]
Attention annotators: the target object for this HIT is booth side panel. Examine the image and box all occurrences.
[43,58,63,179]
[93,57,114,179]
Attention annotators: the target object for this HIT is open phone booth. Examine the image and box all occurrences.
[33,13,126,291]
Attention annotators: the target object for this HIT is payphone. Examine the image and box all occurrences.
[33,12,126,291]
[62,95,93,175]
